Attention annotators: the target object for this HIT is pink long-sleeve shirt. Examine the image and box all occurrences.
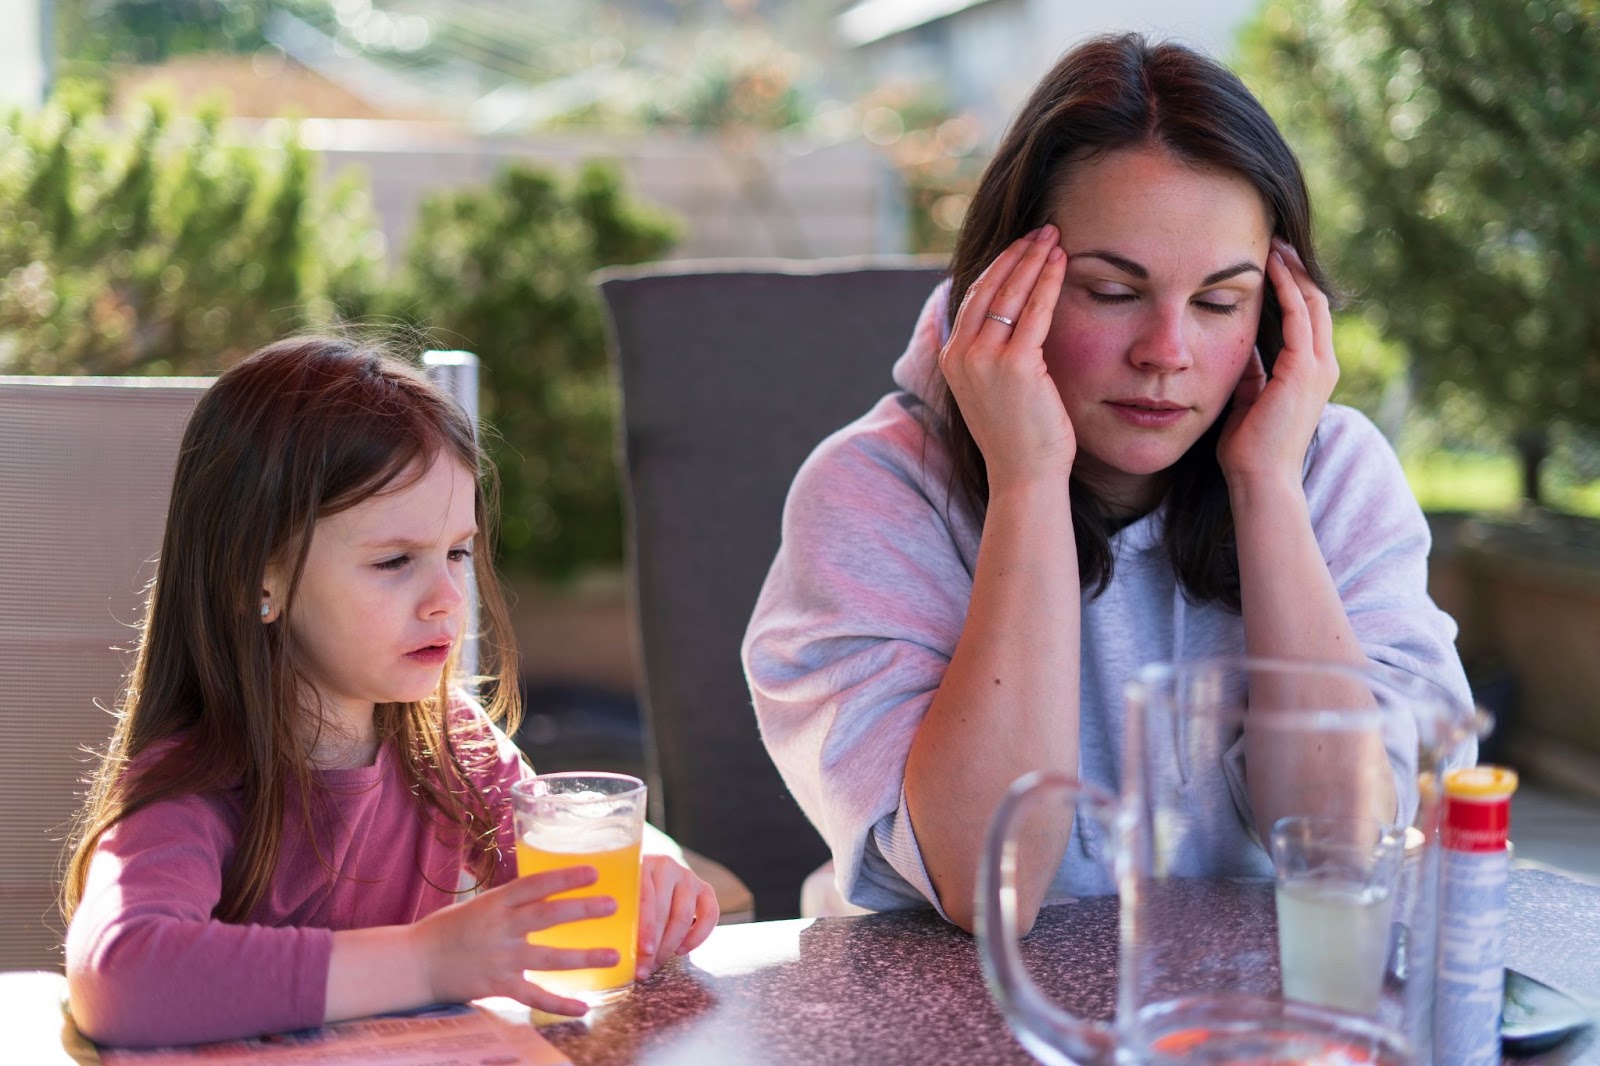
[65,708,528,1048]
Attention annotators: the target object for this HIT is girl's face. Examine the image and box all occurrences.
[271,456,477,731]
[1044,146,1273,513]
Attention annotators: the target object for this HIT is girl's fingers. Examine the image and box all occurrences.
[499,864,599,905]
[521,893,616,932]
[521,943,620,972]
[638,867,676,977]
[677,881,720,956]
[635,863,658,958]
[653,877,700,960]
[517,981,591,1018]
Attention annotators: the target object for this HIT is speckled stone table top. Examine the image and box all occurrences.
[538,867,1600,1066]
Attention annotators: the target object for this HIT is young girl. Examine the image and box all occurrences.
[742,34,1473,932]
[64,337,717,1047]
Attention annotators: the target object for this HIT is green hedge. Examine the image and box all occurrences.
[1,90,679,579]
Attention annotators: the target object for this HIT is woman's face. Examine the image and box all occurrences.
[1044,145,1273,513]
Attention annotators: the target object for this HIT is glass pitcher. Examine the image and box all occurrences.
[977,657,1476,1065]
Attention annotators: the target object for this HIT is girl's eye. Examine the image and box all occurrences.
[1088,291,1136,305]
[448,547,473,564]
[1195,299,1242,316]
[375,555,409,572]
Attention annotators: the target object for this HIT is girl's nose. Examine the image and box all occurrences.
[423,563,467,617]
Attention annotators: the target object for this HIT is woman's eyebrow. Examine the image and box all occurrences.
[1072,250,1146,278]
[1201,261,1263,286]
[1069,250,1263,287]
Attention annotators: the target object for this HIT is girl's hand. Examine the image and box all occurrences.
[940,225,1073,496]
[1217,237,1339,488]
[409,865,620,1016]
[634,855,719,980]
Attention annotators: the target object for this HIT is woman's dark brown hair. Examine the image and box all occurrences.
[63,337,522,923]
[943,32,1335,608]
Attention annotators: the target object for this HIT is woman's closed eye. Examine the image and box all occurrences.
[1193,297,1243,316]
[374,554,410,572]
[1087,289,1242,316]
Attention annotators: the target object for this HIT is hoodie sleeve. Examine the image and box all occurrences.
[743,391,978,917]
[1304,407,1474,720]
[65,791,334,1047]
[1304,406,1478,804]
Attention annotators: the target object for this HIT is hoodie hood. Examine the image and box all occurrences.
[890,279,955,410]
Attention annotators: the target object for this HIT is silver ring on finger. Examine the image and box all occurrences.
[985,312,1016,327]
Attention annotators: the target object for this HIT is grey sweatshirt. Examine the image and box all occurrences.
[741,282,1473,918]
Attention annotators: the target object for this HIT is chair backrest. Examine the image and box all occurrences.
[596,257,947,919]
[0,377,210,971]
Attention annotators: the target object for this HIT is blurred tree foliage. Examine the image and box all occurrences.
[0,90,381,374]
[1238,0,1600,502]
[386,163,678,577]
[0,89,680,579]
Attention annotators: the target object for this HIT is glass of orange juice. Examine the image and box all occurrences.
[510,772,646,1005]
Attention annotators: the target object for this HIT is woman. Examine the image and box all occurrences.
[741,34,1471,932]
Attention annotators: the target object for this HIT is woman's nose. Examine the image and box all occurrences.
[1130,307,1192,372]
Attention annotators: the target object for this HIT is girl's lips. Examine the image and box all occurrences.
[404,644,451,666]
[1106,401,1189,428]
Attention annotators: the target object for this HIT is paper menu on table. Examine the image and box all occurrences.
[97,1002,571,1066]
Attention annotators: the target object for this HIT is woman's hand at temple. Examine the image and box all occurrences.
[1217,237,1340,490]
[940,225,1074,495]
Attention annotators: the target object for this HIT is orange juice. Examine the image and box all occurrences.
[516,833,642,1002]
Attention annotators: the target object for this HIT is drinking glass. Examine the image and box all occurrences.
[1271,816,1406,1016]
[978,657,1476,1065]
[511,772,646,1005]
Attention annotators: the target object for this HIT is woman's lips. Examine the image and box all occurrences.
[1106,400,1189,428]
[405,644,451,666]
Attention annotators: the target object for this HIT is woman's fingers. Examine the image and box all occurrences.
[948,225,1061,355]
[980,226,1060,337]
[1230,347,1268,412]
[1012,243,1066,350]
[1270,238,1334,368]
[1267,244,1312,363]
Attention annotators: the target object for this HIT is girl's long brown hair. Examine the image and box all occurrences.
[63,337,522,924]
[942,33,1336,608]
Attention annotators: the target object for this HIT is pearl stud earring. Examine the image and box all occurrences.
[261,603,272,620]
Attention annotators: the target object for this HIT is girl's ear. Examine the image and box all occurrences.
[261,562,285,624]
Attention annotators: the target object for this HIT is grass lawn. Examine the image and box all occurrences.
[1404,450,1600,518]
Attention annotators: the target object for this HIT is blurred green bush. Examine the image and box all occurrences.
[384,162,678,577]
[0,89,679,580]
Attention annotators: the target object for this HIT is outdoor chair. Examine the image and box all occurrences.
[0,376,211,971]
[596,256,948,919]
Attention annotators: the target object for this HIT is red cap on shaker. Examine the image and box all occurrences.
[1442,766,1518,853]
